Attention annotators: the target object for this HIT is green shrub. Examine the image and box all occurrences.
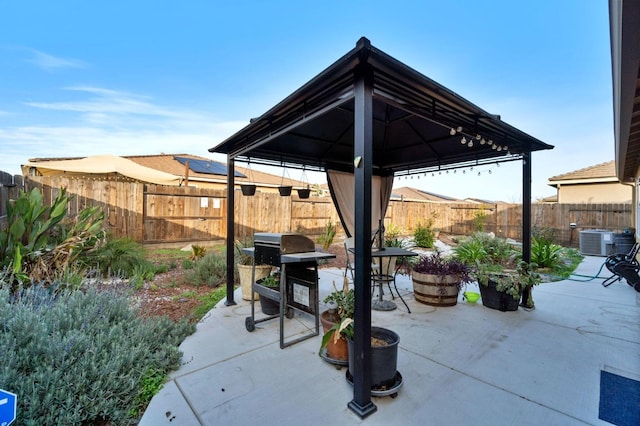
[532,226,557,245]
[0,285,195,424]
[91,237,147,278]
[316,221,336,251]
[0,188,104,288]
[191,245,207,259]
[473,209,487,232]
[453,237,488,265]
[454,232,517,266]
[182,258,195,270]
[186,252,227,287]
[531,238,562,268]
[413,220,435,248]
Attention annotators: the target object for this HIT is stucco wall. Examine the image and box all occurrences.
[558,182,633,203]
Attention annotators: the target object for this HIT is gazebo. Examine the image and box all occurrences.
[210,37,553,418]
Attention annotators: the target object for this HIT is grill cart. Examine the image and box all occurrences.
[244,232,335,348]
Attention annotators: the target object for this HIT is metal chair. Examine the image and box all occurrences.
[602,242,640,291]
[344,237,380,280]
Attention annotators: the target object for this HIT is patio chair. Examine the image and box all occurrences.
[343,237,380,280]
[602,242,640,291]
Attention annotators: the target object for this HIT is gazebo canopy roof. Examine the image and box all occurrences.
[210,37,552,174]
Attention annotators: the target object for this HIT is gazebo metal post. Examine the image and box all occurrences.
[521,151,532,305]
[225,156,236,306]
[348,64,377,418]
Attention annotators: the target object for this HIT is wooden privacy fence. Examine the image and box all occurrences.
[23,175,633,248]
[0,171,23,231]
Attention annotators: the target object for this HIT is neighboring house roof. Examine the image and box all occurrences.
[391,187,459,202]
[547,161,618,187]
[463,197,503,204]
[25,153,305,188]
[539,194,558,203]
[126,154,306,188]
[23,155,182,186]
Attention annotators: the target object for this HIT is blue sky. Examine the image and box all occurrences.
[0,0,612,201]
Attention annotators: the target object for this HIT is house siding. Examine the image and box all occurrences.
[558,182,632,203]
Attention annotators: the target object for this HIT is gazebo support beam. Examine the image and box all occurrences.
[224,156,236,306]
[521,151,532,306]
[348,64,377,419]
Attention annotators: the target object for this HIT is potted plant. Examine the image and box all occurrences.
[455,232,542,311]
[411,251,472,306]
[474,260,541,311]
[297,185,311,199]
[257,273,281,315]
[240,184,256,196]
[319,277,354,363]
[235,240,272,301]
[319,278,401,391]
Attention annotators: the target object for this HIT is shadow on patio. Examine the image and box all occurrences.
[140,256,639,425]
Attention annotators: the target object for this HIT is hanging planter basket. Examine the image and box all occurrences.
[278,186,293,196]
[297,168,311,199]
[278,166,293,196]
[297,187,311,199]
[240,160,257,196]
[241,184,256,196]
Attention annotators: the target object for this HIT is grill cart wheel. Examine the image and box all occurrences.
[245,317,255,332]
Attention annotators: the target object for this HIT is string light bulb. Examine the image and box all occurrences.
[468,140,474,147]
[461,137,467,145]
[450,128,456,135]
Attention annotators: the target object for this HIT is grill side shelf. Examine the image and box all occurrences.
[253,282,282,302]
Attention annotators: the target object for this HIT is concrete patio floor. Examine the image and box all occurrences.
[140,256,639,425]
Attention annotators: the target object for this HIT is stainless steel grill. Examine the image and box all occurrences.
[253,232,316,266]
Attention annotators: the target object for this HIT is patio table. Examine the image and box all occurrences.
[351,247,418,312]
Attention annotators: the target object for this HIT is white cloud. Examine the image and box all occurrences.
[0,85,247,176]
[27,49,86,71]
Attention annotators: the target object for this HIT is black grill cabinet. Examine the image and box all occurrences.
[245,232,335,348]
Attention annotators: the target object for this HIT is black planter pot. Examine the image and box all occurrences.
[297,188,310,199]
[479,279,519,311]
[347,327,399,389]
[278,186,292,196]
[259,294,279,315]
[241,184,256,196]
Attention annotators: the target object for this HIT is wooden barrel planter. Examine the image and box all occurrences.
[412,272,461,307]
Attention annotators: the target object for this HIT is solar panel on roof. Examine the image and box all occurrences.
[174,156,246,178]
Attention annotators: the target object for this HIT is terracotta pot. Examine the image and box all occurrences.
[320,310,348,361]
[412,271,461,306]
[237,264,272,301]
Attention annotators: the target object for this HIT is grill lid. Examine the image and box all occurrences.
[254,232,315,254]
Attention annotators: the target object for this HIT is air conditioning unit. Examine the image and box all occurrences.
[579,230,614,256]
